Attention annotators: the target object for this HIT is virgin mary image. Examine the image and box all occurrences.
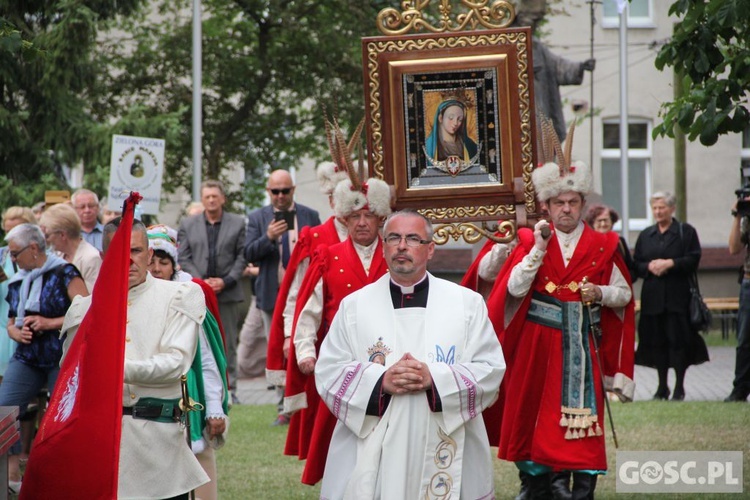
[424,99,480,176]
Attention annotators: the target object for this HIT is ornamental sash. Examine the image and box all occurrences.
[527,292,603,440]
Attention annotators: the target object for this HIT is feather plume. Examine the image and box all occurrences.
[562,121,576,173]
[540,116,559,168]
[347,117,365,161]
[537,115,553,165]
[357,141,366,181]
[323,106,340,168]
[334,121,361,191]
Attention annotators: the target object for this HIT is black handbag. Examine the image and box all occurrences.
[688,272,712,332]
[679,222,712,331]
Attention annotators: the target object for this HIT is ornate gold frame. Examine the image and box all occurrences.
[363,26,537,242]
[376,0,516,36]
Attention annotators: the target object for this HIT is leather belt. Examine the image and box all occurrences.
[123,403,181,422]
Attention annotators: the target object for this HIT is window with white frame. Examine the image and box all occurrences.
[602,0,654,29]
[601,120,651,230]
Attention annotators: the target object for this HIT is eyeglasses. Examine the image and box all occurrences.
[10,245,30,259]
[269,188,293,195]
[384,234,432,247]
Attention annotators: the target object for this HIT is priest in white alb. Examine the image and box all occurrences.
[315,210,506,499]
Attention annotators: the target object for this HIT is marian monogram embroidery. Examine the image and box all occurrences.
[435,345,455,365]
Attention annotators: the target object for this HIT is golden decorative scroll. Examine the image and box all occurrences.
[432,220,516,244]
[376,0,516,36]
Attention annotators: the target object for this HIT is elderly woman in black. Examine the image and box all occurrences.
[633,191,709,400]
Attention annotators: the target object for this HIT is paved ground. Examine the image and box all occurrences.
[632,346,736,401]
[235,346,741,406]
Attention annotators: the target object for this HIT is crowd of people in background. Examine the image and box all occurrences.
[0,160,746,498]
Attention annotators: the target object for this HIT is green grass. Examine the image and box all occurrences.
[218,405,321,499]
[217,402,750,499]
[702,329,738,347]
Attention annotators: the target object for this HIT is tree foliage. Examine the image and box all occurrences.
[0,2,144,208]
[92,0,388,210]
[2,1,389,212]
[653,0,750,146]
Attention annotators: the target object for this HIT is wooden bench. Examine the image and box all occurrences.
[634,297,739,339]
[704,297,739,339]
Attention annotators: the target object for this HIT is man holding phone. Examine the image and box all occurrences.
[245,169,320,423]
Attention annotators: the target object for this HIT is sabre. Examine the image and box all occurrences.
[180,374,197,500]
[580,277,619,448]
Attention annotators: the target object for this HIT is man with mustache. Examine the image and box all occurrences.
[315,209,505,499]
[62,218,208,499]
[285,173,392,486]
[486,122,635,499]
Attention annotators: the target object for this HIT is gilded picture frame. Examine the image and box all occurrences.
[362,28,537,226]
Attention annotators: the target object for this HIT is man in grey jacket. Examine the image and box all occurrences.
[179,180,247,400]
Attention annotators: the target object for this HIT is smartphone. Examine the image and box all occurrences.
[274,211,295,230]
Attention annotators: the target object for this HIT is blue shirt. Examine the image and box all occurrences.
[7,263,82,369]
[82,222,105,251]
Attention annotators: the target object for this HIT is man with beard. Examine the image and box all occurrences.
[315,210,505,499]
[285,171,392,486]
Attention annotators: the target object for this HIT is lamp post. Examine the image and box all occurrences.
[192,0,202,201]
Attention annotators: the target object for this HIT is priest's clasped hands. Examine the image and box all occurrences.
[383,353,433,395]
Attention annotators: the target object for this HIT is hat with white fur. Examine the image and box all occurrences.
[333,176,392,218]
[324,111,392,217]
[532,117,592,202]
[316,161,348,195]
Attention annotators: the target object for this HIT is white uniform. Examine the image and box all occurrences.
[62,274,209,499]
[315,273,506,499]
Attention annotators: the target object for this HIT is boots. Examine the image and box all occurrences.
[571,472,598,500]
[515,471,530,500]
[515,471,553,500]
[550,472,572,500]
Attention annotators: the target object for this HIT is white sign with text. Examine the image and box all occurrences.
[108,135,165,215]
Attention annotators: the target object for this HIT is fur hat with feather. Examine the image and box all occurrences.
[317,110,363,195]
[326,115,391,218]
[531,116,592,202]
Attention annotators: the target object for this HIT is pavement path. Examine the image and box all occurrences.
[235,346,742,406]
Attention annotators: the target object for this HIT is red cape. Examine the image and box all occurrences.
[191,277,228,383]
[460,237,497,298]
[485,225,634,469]
[459,232,514,446]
